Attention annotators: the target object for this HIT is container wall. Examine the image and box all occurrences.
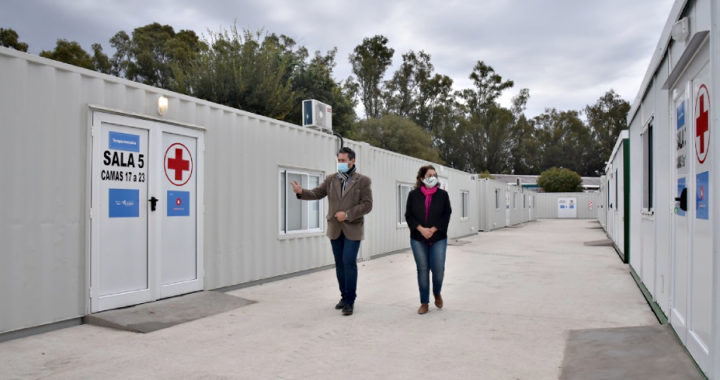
[0,48,483,334]
[533,192,601,219]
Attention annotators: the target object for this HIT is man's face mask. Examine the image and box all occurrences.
[337,162,350,173]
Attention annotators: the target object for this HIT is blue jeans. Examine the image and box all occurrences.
[330,232,361,304]
[410,238,447,304]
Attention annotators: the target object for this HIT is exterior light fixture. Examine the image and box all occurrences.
[158,96,169,116]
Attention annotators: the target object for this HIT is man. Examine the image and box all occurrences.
[291,147,373,316]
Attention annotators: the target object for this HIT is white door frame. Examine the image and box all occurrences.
[89,110,204,312]
[158,124,205,300]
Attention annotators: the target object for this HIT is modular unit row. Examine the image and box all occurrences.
[532,192,601,219]
[476,179,536,231]
[603,131,630,262]
[0,47,482,336]
[622,0,720,376]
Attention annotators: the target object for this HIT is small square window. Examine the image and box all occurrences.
[279,168,324,235]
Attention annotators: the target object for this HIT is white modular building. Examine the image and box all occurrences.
[624,0,720,376]
[532,192,601,220]
[598,174,608,229]
[0,47,540,339]
[476,178,537,231]
[604,130,630,263]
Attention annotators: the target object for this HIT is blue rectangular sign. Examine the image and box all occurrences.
[109,188,140,218]
[696,171,709,220]
[109,131,140,152]
[167,190,190,217]
[676,101,685,129]
[677,177,686,216]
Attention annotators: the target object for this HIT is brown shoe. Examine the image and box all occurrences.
[434,294,443,309]
[417,304,429,314]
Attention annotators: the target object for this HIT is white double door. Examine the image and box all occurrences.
[90,112,204,313]
[670,41,712,373]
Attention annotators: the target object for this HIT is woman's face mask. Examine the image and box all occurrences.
[423,176,438,188]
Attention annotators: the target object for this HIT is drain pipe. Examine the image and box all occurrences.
[333,132,344,150]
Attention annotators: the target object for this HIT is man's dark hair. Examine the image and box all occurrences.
[337,147,356,160]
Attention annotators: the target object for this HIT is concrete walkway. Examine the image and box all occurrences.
[0,219,695,379]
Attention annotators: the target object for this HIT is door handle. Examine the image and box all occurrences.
[149,196,159,212]
[674,188,687,212]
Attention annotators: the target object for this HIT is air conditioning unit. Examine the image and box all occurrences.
[302,99,332,131]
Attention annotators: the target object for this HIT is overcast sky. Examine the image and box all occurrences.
[3,0,675,118]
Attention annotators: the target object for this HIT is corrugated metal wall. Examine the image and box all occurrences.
[476,179,536,231]
[0,48,484,334]
[0,52,89,333]
[533,192,601,219]
[598,175,607,229]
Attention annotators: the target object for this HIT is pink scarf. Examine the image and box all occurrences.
[420,185,438,221]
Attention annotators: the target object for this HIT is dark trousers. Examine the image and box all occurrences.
[329,232,361,304]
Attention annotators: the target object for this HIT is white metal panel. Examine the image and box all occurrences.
[653,55,672,314]
[687,58,712,372]
[625,0,716,375]
[532,192,600,219]
[629,112,644,276]
[711,1,720,377]
[0,51,87,333]
[92,117,152,312]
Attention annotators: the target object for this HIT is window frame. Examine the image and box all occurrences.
[642,118,654,212]
[397,182,413,227]
[278,167,325,237]
[460,190,470,220]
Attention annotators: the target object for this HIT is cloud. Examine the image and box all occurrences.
[1,0,674,118]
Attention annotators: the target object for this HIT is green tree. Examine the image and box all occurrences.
[110,23,206,89]
[452,62,516,173]
[383,50,454,132]
[537,167,583,192]
[0,28,28,51]
[458,61,514,114]
[433,109,471,171]
[585,90,630,175]
[40,39,94,70]
[533,109,594,175]
[349,35,394,119]
[91,43,112,74]
[508,89,541,174]
[349,115,443,163]
[478,170,494,179]
[177,28,297,119]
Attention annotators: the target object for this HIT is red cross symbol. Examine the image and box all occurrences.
[164,142,193,186]
[168,148,189,180]
[700,185,705,201]
[695,84,710,164]
[176,197,182,206]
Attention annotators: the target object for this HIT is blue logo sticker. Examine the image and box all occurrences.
[677,101,685,129]
[677,177,686,216]
[109,131,140,152]
[109,188,140,218]
[167,190,190,217]
[696,171,709,220]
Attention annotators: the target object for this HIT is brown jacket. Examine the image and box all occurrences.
[299,172,373,240]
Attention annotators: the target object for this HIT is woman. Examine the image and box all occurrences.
[405,165,452,314]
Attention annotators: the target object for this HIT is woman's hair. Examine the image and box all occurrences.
[415,165,437,189]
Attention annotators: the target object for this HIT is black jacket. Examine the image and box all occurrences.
[405,187,452,243]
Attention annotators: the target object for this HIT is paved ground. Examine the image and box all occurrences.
[0,219,694,379]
